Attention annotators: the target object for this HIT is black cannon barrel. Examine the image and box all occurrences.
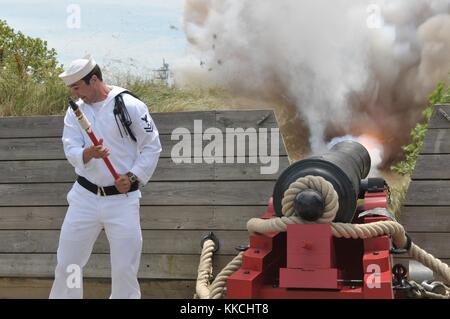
[273,140,371,223]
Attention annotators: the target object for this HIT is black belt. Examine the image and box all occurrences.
[77,175,139,196]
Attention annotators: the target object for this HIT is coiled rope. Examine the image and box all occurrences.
[281,175,339,222]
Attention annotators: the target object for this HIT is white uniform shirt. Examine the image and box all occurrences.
[62,85,162,188]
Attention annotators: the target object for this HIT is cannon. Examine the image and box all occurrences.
[192,139,446,299]
[225,140,426,299]
[273,140,371,223]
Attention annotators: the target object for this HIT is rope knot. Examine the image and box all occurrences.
[281,175,339,223]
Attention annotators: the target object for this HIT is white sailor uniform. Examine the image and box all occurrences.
[49,86,161,299]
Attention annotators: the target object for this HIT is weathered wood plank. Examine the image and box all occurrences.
[0,183,69,207]
[215,110,277,130]
[0,230,249,254]
[214,157,289,180]
[0,206,265,230]
[412,154,450,179]
[400,206,450,232]
[404,181,450,206]
[0,207,66,230]
[165,132,286,158]
[0,138,65,160]
[0,116,63,138]
[0,110,282,138]
[0,112,215,138]
[421,129,450,154]
[153,111,216,134]
[157,180,274,206]
[0,253,235,279]
[0,157,289,183]
[155,157,215,181]
[1,160,75,183]
[0,181,274,206]
[138,205,264,230]
[428,104,450,129]
[0,133,285,161]
[0,277,196,299]
[0,159,213,183]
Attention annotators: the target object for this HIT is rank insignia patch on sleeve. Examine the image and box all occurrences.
[141,114,153,133]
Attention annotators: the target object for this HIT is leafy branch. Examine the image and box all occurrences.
[391,79,450,176]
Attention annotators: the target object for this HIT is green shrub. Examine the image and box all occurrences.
[0,19,69,116]
[0,20,62,81]
[391,79,450,176]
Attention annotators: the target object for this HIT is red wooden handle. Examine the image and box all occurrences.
[87,131,119,180]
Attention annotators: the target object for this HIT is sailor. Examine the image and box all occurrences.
[49,54,162,298]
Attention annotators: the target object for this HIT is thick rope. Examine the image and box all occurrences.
[208,252,244,299]
[195,237,243,299]
[247,215,302,233]
[281,175,339,223]
[409,243,450,285]
[247,175,339,233]
[331,221,407,248]
[195,239,215,299]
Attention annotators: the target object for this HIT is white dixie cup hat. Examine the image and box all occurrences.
[59,54,97,86]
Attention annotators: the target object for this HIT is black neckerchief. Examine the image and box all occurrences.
[113,91,142,142]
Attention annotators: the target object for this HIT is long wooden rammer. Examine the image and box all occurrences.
[68,98,119,180]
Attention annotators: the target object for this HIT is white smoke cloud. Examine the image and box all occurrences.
[175,0,450,166]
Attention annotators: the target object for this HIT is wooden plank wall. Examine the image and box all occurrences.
[0,110,289,298]
[401,104,450,267]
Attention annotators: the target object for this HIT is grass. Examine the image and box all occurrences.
[0,75,68,116]
[0,73,238,117]
[120,77,237,113]
[387,176,411,220]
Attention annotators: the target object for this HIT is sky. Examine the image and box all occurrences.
[0,0,187,78]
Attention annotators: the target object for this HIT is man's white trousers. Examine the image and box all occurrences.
[49,182,142,299]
